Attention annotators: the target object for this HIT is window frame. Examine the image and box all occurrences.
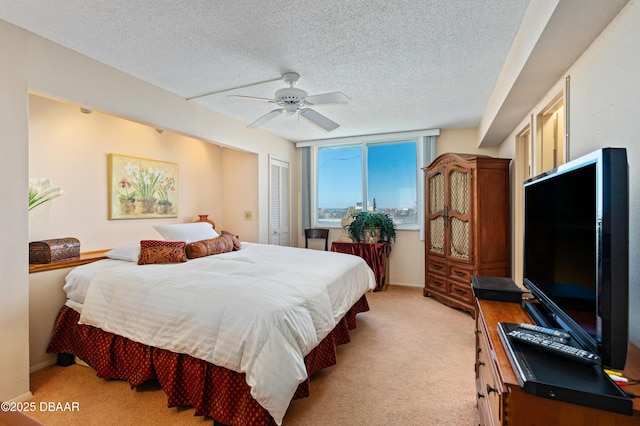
[313,138,420,231]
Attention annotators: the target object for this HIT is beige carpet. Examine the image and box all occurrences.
[21,285,479,426]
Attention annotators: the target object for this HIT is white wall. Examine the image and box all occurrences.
[28,95,241,248]
[29,268,71,371]
[0,19,297,402]
[436,127,500,158]
[222,148,260,243]
[498,0,640,345]
[0,21,31,403]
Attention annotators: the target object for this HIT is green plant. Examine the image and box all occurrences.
[125,162,164,200]
[347,211,397,244]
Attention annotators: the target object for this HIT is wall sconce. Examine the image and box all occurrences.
[79,107,93,114]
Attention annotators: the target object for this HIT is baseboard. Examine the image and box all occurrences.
[29,356,57,373]
[387,282,422,288]
[7,390,34,402]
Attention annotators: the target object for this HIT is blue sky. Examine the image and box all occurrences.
[318,141,417,209]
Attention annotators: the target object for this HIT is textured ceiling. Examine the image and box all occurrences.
[0,1,532,142]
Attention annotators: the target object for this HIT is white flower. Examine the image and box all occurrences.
[125,162,139,176]
[29,178,64,211]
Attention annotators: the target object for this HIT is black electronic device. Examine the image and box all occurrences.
[522,147,629,370]
[498,322,632,415]
[471,276,522,303]
[506,329,600,365]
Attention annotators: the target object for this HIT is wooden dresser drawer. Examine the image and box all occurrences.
[448,280,473,305]
[427,258,448,276]
[449,264,473,283]
[475,308,503,426]
[426,274,448,296]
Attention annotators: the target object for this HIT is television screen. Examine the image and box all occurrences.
[523,147,628,369]
[524,163,597,336]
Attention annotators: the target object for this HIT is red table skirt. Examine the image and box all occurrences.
[47,295,369,426]
[331,242,392,291]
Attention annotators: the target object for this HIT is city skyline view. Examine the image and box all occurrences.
[317,141,418,225]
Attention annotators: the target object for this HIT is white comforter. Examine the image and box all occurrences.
[76,242,376,424]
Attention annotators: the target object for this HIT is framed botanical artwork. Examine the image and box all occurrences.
[108,153,178,219]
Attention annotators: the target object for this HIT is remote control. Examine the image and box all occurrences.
[507,330,601,365]
[518,323,571,340]
[523,330,569,344]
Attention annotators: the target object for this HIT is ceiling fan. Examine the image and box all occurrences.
[229,72,350,132]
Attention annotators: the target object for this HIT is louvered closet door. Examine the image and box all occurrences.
[269,157,290,246]
[447,167,471,261]
[426,168,446,256]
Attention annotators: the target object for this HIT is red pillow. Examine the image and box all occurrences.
[138,240,187,265]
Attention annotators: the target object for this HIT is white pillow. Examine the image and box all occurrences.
[153,222,219,243]
[105,242,140,262]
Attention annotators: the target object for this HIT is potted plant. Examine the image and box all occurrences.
[155,176,175,214]
[347,211,397,244]
[116,177,136,215]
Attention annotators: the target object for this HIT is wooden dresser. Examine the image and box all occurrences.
[475,297,640,425]
[423,153,511,317]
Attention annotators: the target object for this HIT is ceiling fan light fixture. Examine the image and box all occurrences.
[285,104,298,114]
[231,72,349,131]
[275,87,307,102]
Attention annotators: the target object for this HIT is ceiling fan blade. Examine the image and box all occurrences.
[300,108,340,131]
[228,95,276,103]
[304,92,350,105]
[248,109,283,128]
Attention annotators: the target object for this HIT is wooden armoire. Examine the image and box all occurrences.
[423,153,511,317]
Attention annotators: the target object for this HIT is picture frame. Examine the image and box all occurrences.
[108,153,178,220]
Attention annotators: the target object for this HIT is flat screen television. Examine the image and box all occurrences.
[522,147,629,369]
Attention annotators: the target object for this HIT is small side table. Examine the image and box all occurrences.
[331,241,392,291]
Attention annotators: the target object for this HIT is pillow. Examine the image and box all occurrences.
[221,230,242,251]
[185,235,234,259]
[138,240,187,265]
[153,222,219,243]
[105,242,140,262]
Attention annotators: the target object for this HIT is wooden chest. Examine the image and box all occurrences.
[29,238,80,264]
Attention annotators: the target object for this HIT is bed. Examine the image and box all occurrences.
[46,226,376,426]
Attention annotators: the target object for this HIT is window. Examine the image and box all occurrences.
[317,145,362,226]
[316,140,418,228]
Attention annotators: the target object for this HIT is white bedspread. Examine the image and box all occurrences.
[77,243,375,424]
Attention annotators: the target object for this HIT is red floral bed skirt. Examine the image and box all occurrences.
[47,295,370,426]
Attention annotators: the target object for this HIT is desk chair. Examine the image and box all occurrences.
[304,228,330,251]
